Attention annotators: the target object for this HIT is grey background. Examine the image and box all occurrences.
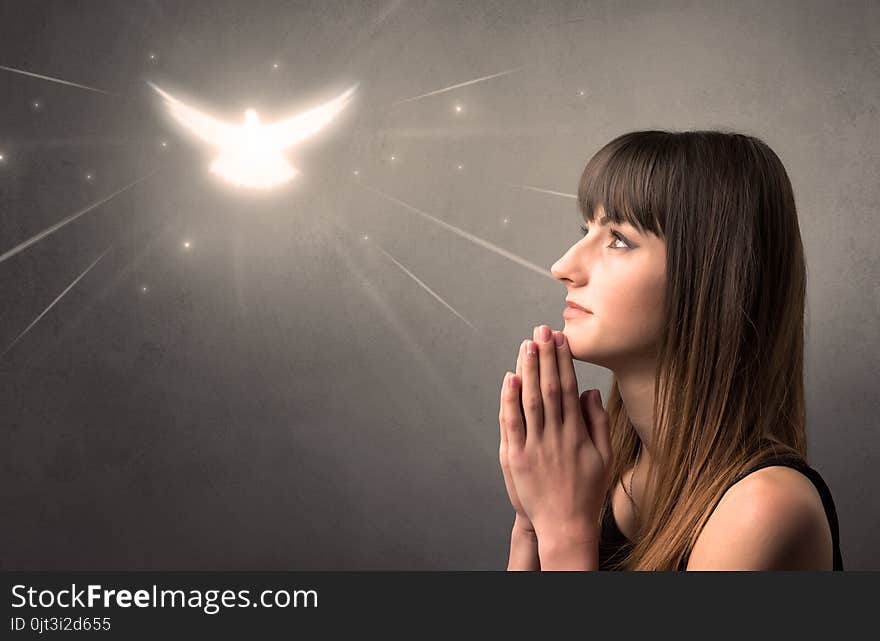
[0,0,877,569]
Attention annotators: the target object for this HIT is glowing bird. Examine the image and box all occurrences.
[148,81,358,189]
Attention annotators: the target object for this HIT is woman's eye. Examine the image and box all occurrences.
[578,224,631,249]
[610,234,629,249]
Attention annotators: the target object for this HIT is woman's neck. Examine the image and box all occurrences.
[612,358,659,517]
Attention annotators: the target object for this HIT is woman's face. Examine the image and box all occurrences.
[550,206,667,369]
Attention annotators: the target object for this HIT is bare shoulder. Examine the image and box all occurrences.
[685,465,834,570]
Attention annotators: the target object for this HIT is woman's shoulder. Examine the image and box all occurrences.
[728,464,831,528]
[684,462,834,570]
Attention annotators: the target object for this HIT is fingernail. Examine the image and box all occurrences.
[503,372,510,387]
[526,340,537,356]
[511,374,520,389]
[553,331,564,347]
[540,325,551,342]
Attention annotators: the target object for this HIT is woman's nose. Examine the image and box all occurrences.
[551,245,579,282]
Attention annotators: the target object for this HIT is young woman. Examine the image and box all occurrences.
[498,130,843,571]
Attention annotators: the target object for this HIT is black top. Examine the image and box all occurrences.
[597,454,844,571]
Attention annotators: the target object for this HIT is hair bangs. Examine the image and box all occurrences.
[577,132,670,240]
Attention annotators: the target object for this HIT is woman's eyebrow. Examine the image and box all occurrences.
[589,214,622,227]
[587,213,644,236]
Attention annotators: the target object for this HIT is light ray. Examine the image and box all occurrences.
[0,168,161,266]
[325,219,495,460]
[2,244,113,358]
[374,124,583,139]
[355,181,554,281]
[504,182,577,199]
[374,244,477,331]
[3,137,157,150]
[276,1,404,77]
[391,66,526,106]
[0,64,120,96]
[546,18,587,27]
[24,222,178,368]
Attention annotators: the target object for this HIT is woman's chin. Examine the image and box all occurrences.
[561,329,585,358]
[562,329,604,366]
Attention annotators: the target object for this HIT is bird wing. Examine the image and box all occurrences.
[147,81,241,149]
[263,83,359,151]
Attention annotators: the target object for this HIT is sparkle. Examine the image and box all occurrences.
[0,154,4,161]
[455,104,462,112]
[503,217,509,224]
[390,155,396,161]
[363,235,369,241]
[182,240,192,249]
[85,174,93,181]
[141,285,148,293]
[161,141,167,148]
[579,90,585,96]
[457,164,463,170]
[149,53,156,60]
[32,101,41,109]
[272,62,279,69]
[353,169,359,175]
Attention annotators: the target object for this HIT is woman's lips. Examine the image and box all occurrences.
[563,305,593,319]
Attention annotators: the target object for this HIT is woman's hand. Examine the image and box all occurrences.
[499,324,614,549]
[498,340,536,533]
[499,323,555,533]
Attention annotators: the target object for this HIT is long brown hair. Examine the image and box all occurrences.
[580,130,808,570]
